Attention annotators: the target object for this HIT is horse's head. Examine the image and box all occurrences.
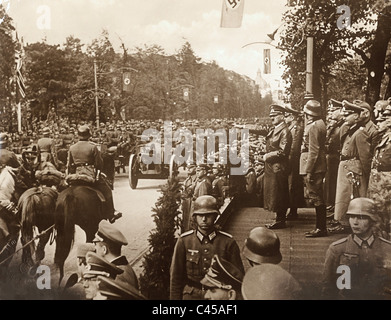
[22,144,40,171]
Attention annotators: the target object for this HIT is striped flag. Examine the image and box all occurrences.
[220,0,245,28]
[15,34,26,99]
[15,52,26,98]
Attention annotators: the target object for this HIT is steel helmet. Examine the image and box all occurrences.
[346,197,377,221]
[192,195,219,216]
[77,125,91,139]
[242,227,282,265]
[0,133,9,146]
[303,100,322,117]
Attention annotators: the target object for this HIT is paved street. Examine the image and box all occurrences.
[2,169,173,299]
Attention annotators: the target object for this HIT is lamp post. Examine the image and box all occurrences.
[94,59,100,128]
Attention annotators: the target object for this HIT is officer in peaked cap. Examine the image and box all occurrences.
[93,220,141,293]
[284,105,305,220]
[93,219,128,246]
[322,197,391,299]
[241,264,302,300]
[269,104,287,117]
[83,251,123,279]
[242,227,282,265]
[201,254,244,300]
[263,103,292,230]
[82,251,124,300]
[341,100,364,116]
[96,275,147,300]
[170,195,244,300]
[328,98,343,113]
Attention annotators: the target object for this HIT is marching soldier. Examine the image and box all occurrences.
[322,198,391,299]
[170,195,244,300]
[284,105,305,220]
[330,101,373,234]
[301,100,328,237]
[263,104,292,229]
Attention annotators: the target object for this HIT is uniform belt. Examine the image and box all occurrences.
[186,279,203,290]
[74,163,94,168]
[340,156,358,161]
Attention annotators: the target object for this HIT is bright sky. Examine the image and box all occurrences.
[7,0,288,80]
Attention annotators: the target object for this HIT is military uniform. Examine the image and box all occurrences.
[169,228,244,300]
[334,124,372,223]
[263,107,292,226]
[181,167,197,232]
[367,130,391,235]
[322,234,391,299]
[67,126,117,220]
[324,119,344,208]
[37,133,59,169]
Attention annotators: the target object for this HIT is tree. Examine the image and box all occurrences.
[138,177,182,300]
[0,7,16,129]
[280,0,386,111]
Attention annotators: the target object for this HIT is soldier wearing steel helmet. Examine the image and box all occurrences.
[242,226,282,266]
[300,100,328,237]
[322,197,391,300]
[0,133,20,170]
[66,125,121,223]
[170,195,244,300]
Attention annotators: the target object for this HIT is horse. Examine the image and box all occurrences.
[54,185,107,281]
[18,186,58,272]
[53,147,117,281]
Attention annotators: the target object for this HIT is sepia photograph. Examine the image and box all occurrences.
[0,0,390,308]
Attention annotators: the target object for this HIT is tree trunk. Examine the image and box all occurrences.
[366,6,391,106]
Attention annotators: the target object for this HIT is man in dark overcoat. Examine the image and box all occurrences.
[263,105,292,230]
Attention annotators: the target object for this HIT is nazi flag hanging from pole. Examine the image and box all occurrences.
[122,72,132,92]
[263,48,271,74]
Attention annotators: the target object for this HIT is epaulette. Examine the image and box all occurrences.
[379,237,391,245]
[331,237,348,246]
[180,230,194,237]
[218,230,232,238]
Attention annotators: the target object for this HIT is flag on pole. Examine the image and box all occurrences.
[263,49,271,74]
[15,46,26,99]
[183,87,189,101]
[122,72,132,92]
[220,0,245,28]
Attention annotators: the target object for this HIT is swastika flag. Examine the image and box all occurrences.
[263,49,271,74]
[122,72,132,92]
[220,0,244,28]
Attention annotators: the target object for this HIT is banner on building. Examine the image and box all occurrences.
[220,0,244,28]
[263,49,271,74]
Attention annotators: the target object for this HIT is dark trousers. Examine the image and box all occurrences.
[95,178,115,218]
